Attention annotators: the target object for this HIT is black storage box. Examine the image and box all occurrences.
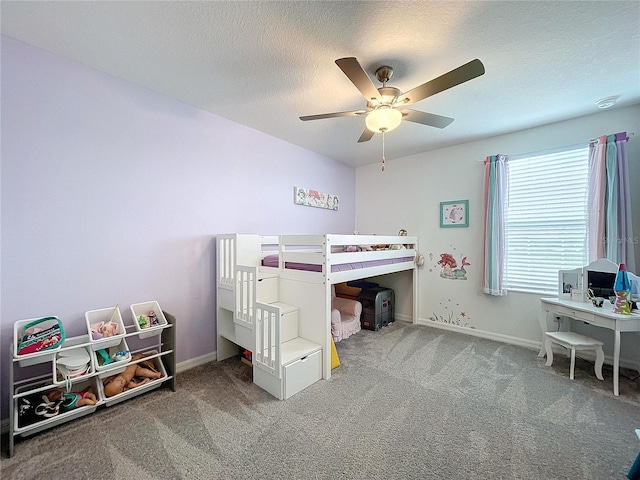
[359,287,394,331]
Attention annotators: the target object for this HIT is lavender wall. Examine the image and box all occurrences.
[0,36,355,419]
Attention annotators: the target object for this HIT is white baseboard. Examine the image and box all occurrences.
[416,318,540,350]
[416,318,640,372]
[175,351,217,374]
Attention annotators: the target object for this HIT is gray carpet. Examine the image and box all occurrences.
[2,321,640,479]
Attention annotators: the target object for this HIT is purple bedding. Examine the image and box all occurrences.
[261,254,413,273]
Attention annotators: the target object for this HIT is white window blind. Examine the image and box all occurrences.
[504,146,589,294]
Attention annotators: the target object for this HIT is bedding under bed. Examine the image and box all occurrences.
[262,254,414,272]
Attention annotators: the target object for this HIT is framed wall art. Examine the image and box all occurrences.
[294,186,339,211]
[440,200,469,228]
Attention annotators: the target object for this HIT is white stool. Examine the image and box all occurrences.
[544,331,604,381]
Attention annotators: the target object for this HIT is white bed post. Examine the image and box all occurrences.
[413,239,419,324]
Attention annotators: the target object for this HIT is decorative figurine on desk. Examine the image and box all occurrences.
[613,263,632,314]
[587,289,605,307]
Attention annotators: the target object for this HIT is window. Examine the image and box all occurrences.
[504,146,589,294]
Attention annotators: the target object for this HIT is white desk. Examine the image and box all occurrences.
[538,297,640,396]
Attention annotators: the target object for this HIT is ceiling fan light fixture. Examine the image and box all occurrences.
[365,107,402,133]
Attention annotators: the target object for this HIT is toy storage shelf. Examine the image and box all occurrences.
[7,311,177,458]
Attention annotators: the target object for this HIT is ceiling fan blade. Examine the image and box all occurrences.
[300,110,366,121]
[401,109,454,129]
[335,57,382,103]
[357,128,375,143]
[397,59,485,107]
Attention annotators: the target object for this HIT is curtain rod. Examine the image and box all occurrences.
[475,132,636,163]
[589,131,635,144]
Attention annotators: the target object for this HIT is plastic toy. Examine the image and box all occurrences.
[613,263,632,314]
[137,310,160,329]
[56,348,91,380]
[46,387,97,411]
[102,353,163,397]
[89,305,121,340]
[148,310,159,326]
[137,315,149,329]
[587,289,605,307]
[111,350,130,361]
[96,348,114,366]
[90,320,120,340]
[26,387,98,424]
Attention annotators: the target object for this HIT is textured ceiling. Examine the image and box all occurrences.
[2,1,639,168]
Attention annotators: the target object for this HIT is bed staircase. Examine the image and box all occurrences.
[229,265,322,400]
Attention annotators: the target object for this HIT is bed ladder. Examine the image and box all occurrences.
[236,265,320,399]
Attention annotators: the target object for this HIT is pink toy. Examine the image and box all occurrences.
[90,321,120,340]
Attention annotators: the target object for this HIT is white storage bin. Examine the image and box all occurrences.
[14,377,99,436]
[283,349,322,399]
[98,350,167,406]
[53,335,95,386]
[85,306,125,351]
[93,338,131,379]
[13,316,64,367]
[130,301,167,339]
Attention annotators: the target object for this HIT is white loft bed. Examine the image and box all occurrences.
[216,233,419,399]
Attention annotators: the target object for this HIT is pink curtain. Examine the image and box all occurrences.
[588,136,607,261]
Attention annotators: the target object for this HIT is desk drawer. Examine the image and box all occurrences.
[556,306,595,323]
[589,315,615,329]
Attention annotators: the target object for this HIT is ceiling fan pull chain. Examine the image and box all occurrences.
[381,130,385,171]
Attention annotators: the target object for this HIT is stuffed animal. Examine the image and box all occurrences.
[390,229,409,250]
[399,228,410,249]
[90,320,120,340]
[102,353,163,397]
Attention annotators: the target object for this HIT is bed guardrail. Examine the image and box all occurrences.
[218,235,236,289]
[254,302,281,378]
[235,265,256,329]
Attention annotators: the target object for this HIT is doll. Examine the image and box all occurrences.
[102,353,163,397]
[42,387,97,414]
[62,389,97,410]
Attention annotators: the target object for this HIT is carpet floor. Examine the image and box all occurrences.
[2,321,640,479]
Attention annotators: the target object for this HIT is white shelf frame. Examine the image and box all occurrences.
[8,311,177,457]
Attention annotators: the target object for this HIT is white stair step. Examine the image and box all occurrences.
[268,302,298,314]
[270,302,299,343]
[281,337,321,366]
[257,276,278,304]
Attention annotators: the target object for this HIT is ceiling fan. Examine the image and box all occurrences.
[300,57,485,143]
